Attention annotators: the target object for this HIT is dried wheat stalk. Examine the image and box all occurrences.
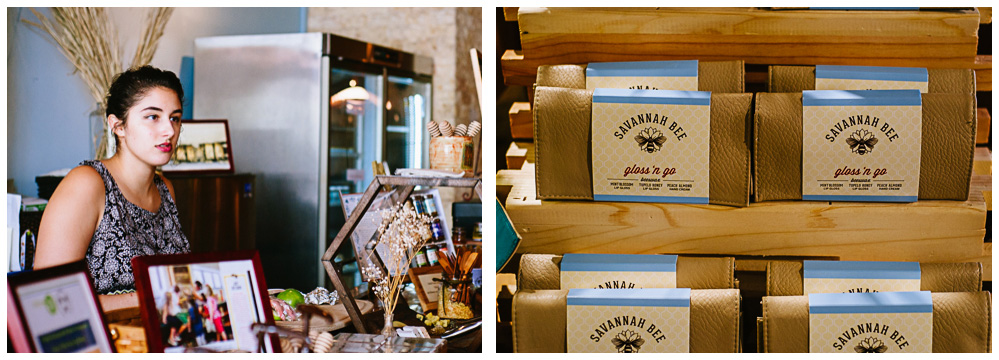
[23,7,174,159]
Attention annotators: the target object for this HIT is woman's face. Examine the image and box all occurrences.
[113,86,182,166]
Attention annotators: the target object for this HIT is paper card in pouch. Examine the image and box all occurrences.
[560,253,677,290]
[591,88,710,204]
[586,60,698,91]
[803,260,921,294]
[815,65,929,93]
[809,291,932,353]
[567,288,690,353]
[802,89,921,202]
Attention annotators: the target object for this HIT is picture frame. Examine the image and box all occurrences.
[131,250,279,353]
[161,119,234,174]
[7,260,115,353]
[407,265,443,311]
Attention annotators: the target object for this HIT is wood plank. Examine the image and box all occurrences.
[976,108,991,145]
[973,55,991,91]
[509,102,533,139]
[497,164,987,264]
[518,8,980,38]
[504,7,519,22]
[505,141,535,170]
[503,8,982,87]
[980,7,992,23]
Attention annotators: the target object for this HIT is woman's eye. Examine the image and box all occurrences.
[145,114,158,120]
[170,116,181,123]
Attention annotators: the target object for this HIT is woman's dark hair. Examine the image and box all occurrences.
[105,65,184,148]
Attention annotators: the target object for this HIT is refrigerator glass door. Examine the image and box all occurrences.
[328,68,383,209]
[384,75,432,171]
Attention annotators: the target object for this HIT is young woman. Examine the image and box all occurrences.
[35,66,191,312]
[161,289,183,346]
[204,284,227,342]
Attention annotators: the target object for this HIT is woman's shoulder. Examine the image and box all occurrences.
[61,164,107,195]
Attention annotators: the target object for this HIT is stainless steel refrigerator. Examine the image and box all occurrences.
[194,33,433,290]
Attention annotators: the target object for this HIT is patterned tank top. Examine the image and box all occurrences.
[81,160,190,295]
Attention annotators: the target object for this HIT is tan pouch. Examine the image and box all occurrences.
[518,254,736,291]
[765,260,983,296]
[514,289,742,353]
[537,60,745,93]
[760,291,992,352]
[533,86,753,206]
[753,92,976,201]
[768,66,976,94]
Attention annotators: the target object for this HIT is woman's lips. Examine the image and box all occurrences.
[156,143,173,152]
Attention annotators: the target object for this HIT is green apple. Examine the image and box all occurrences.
[276,289,305,309]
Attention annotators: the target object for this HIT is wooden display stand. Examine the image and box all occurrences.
[321,175,482,333]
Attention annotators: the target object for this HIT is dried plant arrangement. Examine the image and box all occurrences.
[23,7,174,160]
[359,202,433,337]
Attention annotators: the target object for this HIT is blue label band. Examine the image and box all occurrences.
[593,88,711,106]
[802,195,918,203]
[568,288,691,307]
[593,195,710,204]
[586,60,698,77]
[809,291,932,314]
[802,89,922,107]
[803,260,921,280]
[562,253,678,272]
[816,65,928,82]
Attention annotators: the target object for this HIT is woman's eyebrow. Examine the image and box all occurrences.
[141,106,163,112]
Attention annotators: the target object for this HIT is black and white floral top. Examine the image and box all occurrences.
[81,160,190,295]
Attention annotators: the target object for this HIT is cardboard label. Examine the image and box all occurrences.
[803,261,921,294]
[560,254,677,290]
[591,89,710,204]
[567,288,690,353]
[802,90,921,202]
[809,291,932,353]
[815,65,929,93]
[586,60,698,91]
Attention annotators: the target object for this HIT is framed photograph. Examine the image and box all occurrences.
[407,265,443,311]
[162,119,234,174]
[131,250,279,353]
[7,260,115,353]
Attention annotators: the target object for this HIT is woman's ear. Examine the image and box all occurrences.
[108,114,125,137]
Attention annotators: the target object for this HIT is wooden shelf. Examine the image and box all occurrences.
[497,148,991,280]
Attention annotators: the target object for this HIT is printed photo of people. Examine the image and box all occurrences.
[148,263,234,350]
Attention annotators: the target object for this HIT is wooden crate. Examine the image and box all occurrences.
[496,149,992,280]
[502,8,990,91]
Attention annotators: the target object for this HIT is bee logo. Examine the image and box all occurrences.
[634,127,667,153]
[854,337,888,353]
[845,129,878,155]
[611,330,645,353]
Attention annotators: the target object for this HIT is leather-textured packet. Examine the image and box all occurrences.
[533,86,753,206]
[768,66,976,94]
[518,254,736,291]
[760,291,992,352]
[753,92,976,201]
[537,60,745,93]
[765,260,983,296]
[513,289,742,353]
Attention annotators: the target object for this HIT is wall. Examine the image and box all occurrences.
[7,7,304,198]
[307,7,483,130]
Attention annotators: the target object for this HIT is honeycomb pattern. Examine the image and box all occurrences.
[568,304,689,353]
[802,104,921,198]
[803,278,920,295]
[815,78,928,93]
[592,102,710,200]
[586,76,698,91]
[561,271,677,290]
[809,312,931,353]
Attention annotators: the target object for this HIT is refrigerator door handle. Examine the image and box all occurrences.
[317,55,331,286]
